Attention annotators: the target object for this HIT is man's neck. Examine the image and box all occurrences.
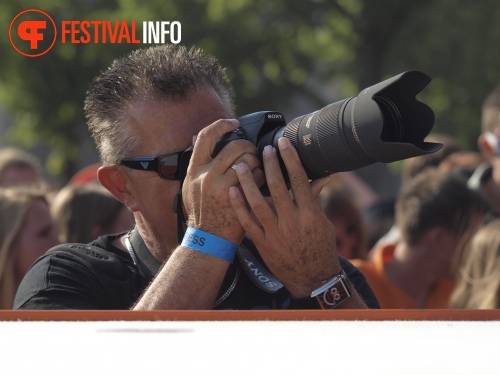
[135,219,179,262]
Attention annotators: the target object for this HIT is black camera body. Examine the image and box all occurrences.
[210,112,290,193]
[211,111,287,158]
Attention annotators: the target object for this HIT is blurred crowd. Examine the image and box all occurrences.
[0,148,134,309]
[321,83,500,309]
[1,84,500,310]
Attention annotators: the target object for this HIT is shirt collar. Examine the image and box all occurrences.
[129,228,162,280]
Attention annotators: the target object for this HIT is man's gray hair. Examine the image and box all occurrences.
[84,45,235,165]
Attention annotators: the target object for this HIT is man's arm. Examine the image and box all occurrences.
[133,246,230,309]
[229,137,368,308]
[134,119,263,310]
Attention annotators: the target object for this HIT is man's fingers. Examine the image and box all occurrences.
[310,176,331,198]
[229,186,264,242]
[224,151,261,179]
[234,162,276,228]
[189,119,239,166]
[262,144,294,214]
[277,137,315,207]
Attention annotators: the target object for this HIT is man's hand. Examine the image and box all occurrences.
[183,119,264,245]
[229,137,340,297]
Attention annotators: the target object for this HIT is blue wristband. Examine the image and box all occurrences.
[181,227,238,263]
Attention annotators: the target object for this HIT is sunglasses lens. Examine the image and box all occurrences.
[158,153,179,179]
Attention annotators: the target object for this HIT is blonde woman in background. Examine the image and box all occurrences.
[450,219,500,309]
[0,187,60,309]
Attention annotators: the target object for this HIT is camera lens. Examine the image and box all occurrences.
[374,95,403,143]
[277,70,442,179]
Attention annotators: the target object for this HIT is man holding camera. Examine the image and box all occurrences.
[14,45,377,310]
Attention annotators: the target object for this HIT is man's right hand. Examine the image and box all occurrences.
[182,118,264,245]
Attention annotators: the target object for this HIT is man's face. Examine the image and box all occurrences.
[479,126,500,191]
[481,129,500,157]
[0,166,39,187]
[120,89,231,257]
[480,107,500,160]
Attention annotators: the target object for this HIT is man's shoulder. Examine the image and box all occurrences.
[44,241,133,275]
[351,243,396,278]
[13,236,144,310]
[349,256,376,276]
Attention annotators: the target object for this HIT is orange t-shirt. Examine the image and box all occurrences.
[351,244,455,309]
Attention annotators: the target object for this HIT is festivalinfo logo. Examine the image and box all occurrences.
[9,9,182,57]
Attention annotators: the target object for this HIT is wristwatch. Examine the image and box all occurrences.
[311,269,352,309]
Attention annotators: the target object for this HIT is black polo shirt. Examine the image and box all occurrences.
[14,232,379,310]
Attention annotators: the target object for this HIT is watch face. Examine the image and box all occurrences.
[316,277,351,309]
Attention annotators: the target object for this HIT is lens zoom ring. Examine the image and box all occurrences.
[315,101,365,172]
[283,116,301,150]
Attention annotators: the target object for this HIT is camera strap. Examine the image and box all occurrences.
[174,146,194,245]
[237,238,283,293]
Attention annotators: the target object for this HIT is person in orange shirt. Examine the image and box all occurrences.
[351,168,488,309]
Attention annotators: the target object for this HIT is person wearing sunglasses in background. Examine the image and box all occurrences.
[468,85,500,217]
[14,45,378,310]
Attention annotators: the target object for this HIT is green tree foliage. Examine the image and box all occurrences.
[1,0,500,182]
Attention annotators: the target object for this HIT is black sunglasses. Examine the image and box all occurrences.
[119,151,183,180]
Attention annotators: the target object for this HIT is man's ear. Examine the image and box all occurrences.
[97,166,139,212]
[478,133,496,158]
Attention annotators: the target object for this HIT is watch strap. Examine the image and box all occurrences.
[312,269,352,309]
